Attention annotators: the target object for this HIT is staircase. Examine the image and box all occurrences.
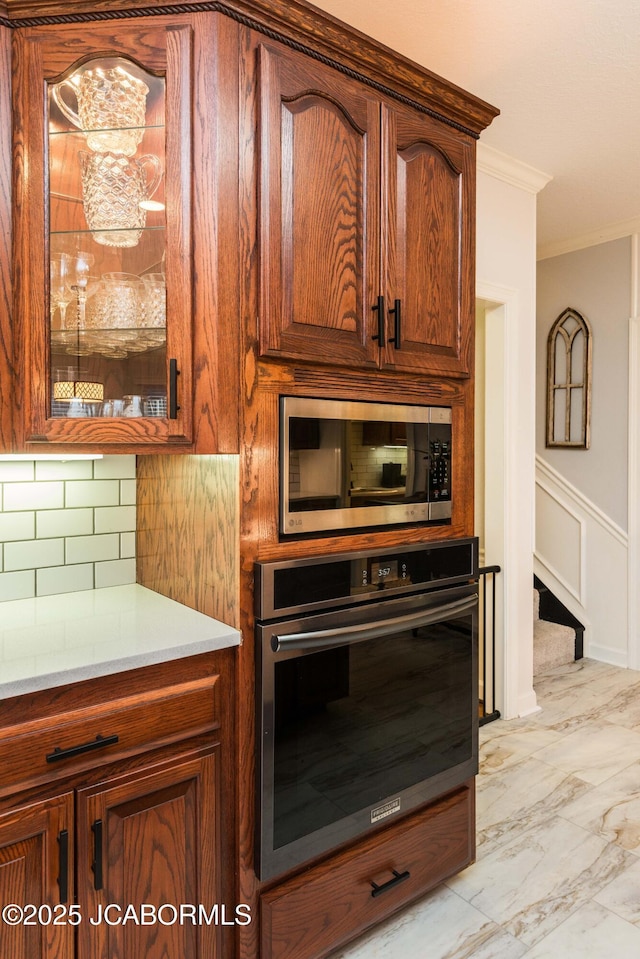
[533,578,584,678]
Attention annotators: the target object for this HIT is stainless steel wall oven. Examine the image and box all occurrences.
[255,538,478,881]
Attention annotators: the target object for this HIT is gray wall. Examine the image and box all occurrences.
[536,237,631,531]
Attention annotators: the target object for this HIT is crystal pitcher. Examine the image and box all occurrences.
[52,59,149,156]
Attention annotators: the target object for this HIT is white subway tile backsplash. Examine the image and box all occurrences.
[0,512,35,543]
[4,538,64,572]
[93,455,136,480]
[65,480,120,508]
[0,462,34,483]
[4,482,64,512]
[119,479,136,506]
[37,564,95,597]
[95,558,136,589]
[120,532,136,558]
[0,570,35,602]
[0,456,137,603]
[94,505,136,534]
[35,459,94,481]
[36,508,94,539]
[66,533,120,565]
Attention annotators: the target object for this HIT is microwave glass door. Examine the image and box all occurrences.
[281,398,451,535]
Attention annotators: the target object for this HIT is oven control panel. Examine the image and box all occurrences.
[255,537,478,621]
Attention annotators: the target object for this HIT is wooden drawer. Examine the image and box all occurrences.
[0,675,219,796]
[261,783,474,959]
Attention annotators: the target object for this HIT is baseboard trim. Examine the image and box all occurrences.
[517,690,542,717]
[585,644,629,669]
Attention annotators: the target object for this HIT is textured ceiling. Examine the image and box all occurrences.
[310,0,640,255]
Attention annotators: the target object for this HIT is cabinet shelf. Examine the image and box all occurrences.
[49,122,165,137]
[52,327,166,356]
[50,225,165,237]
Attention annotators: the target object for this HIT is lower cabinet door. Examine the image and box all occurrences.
[261,783,474,959]
[0,791,75,959]
[75,746,220,959]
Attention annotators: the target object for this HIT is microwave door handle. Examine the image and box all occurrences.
[270,593,478,653]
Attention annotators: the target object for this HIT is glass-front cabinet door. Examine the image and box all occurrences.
[14,20,193,447]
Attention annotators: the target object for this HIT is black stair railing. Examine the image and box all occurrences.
[479,564,501,726]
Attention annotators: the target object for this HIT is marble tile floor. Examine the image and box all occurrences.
[328,658,640,959]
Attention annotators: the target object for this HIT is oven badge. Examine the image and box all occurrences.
[371,797,401,824]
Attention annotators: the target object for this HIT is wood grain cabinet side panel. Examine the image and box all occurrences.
[0,24,12,452]
[261,784,474,959]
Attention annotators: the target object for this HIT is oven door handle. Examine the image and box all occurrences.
[270,593,477,652]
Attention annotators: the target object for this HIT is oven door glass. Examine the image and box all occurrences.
[257,586,477,880]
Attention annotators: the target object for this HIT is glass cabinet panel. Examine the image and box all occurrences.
[48,57,167,420]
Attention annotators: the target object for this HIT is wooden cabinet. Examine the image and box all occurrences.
[13,18,194,449]
[0,652,232,959]
[0,748,219,959]
[257,41,476,378]
[10,11,240,455]
[261,783,474,959]
[258,42,380,371]
[381,103,475,377]
[0,791,75,959]
[76,746,219,959]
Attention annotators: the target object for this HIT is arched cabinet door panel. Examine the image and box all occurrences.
[256,38,476,378]
[258,42,381,369]
[382,103,475,377]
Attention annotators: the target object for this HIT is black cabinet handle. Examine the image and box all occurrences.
[388,299,402,349]
[57,829,69,903]
[370,869,410,898]
[92,819,103,891]
[169,358,180,419]
[46,734,119,764]
[371,295,385,344]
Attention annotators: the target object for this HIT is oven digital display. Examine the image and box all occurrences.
[369,559,398,584]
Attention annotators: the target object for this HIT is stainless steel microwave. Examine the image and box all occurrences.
[280,397,452,536]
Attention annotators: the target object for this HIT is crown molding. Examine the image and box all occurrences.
[477,142,552,195]
[537,215,640,261]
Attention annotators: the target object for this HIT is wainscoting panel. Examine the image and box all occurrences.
[535,456,629,667]
[535,481,583,604]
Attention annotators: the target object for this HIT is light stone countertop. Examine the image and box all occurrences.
[0,584,240,699]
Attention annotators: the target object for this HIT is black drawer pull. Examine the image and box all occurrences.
[57,829,69,903]
[92,819,103,891]
[370,869,410,898]
[46,734,119,764]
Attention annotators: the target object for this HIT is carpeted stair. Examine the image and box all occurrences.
[533,587,576,677]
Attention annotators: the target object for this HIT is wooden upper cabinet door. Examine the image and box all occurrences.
[258,44,381,368]
[76,747,220,959]
[0,791,75,959]
[13,18,194,448]
[382,103,475,377]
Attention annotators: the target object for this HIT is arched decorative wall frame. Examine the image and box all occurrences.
[546,306,592,449]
